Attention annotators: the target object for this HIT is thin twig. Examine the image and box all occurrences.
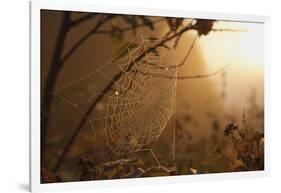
[60,15,114,63]
[212,28,249,32]
[61,18,166,63]
[70,13,97,27]
[176,61,234,79]
[176,35,198,68]
[135,59,237,80]
[94,18,166,34]
[153,34,198,70]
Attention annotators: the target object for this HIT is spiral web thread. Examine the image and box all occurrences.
[51,34,178,165]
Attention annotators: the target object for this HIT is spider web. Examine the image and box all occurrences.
[50,34,178,166]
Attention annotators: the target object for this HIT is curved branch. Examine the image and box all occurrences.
[61,18,166,64]
[70,13,98,27]
[60,15,114,63]
[176,35,198,68]
[41,12,71,167]
[94,18,166,34]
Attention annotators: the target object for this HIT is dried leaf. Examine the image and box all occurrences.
[193,19,215,36]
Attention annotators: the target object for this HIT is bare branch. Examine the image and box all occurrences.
[135,59,237,80]
[212,28,249,32]
[176,35,198,67]
[94,18,166,34]
[177,61,232,79]
[41,12,71,168]
[70,13,97,27]
[61,18,166,64]
[60,15,115,63]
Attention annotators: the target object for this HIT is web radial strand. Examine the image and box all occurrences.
[103,34,178,156]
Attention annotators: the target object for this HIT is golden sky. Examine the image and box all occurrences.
[197,21,264,108]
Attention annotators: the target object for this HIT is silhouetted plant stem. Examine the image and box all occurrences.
[70,13,97,27]
[41,12,71,167]
[60,15,114,63]
[42,14,114,170]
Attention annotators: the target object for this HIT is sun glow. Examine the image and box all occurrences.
[200,21,264,71]
[197,21,264,107]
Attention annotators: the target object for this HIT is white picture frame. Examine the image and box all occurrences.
[29,0,270,192]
